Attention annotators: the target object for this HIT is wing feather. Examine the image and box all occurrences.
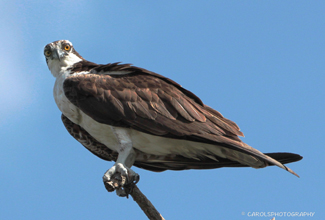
[177,97,206,122]
[127,100,157,120]
[64,72,242,139]
[170,98,195,122]
[149,101,176,120]
[63,65,300,176]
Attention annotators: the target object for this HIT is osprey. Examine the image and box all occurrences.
[45,40,302,196]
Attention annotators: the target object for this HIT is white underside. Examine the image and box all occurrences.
[79,110,226,159]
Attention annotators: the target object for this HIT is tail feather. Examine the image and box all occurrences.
[134,152,303,176]
[264,152,303,177]
[264,152,303,164]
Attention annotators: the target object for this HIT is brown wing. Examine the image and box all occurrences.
[63,71,243,141]
[63,63,300,176]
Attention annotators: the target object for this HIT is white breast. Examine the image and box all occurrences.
[53,70,121,151]
[53,71,80,124]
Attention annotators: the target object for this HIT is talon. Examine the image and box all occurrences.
[126,173,140,186]
[102,163,139,197]
[133,173,140,184]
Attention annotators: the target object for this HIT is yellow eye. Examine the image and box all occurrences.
[64,44,71,51]
[44,50,52,56]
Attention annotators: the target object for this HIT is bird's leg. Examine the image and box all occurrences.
[103,127,139,197]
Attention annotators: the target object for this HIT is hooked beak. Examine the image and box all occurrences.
[52,48,66,61]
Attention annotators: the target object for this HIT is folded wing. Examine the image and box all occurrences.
[63,63,301,176]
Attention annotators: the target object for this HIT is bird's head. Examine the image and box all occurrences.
[44,40,84,77]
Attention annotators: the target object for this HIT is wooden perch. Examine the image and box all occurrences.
[104,173,165,220]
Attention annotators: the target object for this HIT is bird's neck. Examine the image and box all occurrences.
[48,54,83,78]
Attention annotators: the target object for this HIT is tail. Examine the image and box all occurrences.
[264,152,302,165]
[263,152,303,177]
[134,152,303,176]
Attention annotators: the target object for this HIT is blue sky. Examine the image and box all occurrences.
[1,1,324,219]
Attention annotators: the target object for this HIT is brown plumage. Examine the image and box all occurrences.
[62,61,302,176]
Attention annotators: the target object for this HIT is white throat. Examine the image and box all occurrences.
[48,53,82,78]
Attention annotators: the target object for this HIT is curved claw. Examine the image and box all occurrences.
[127,173,140,186]
[122,173,140,197]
